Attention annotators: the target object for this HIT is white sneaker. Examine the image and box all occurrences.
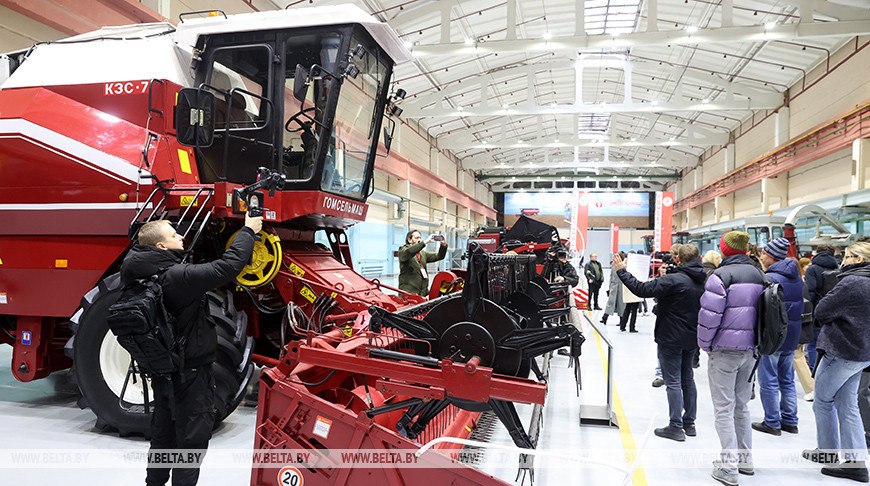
[804,391,814,402]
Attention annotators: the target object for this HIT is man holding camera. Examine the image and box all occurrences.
[541,246,579,287]
[398,230,448,297]
[613,244,706,442]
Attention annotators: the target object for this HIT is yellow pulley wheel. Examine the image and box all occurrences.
[225,230,282,288]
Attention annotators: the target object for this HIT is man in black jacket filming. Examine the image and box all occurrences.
[121,213,261,486]
[612,244,706,442]
[540,245,579,287]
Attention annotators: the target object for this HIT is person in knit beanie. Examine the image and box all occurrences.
[699,230,766,483]
[720,231,750,257]
[753,237,805,438]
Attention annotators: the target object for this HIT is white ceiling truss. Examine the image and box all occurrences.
[284,0,869,191]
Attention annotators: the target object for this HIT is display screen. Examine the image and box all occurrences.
[503,192,652,229]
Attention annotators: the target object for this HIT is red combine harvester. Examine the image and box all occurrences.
[0,6,583,485]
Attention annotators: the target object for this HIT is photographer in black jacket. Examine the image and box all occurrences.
[541,245,579,287]
[121,213,261,486]
[612,244,706,442]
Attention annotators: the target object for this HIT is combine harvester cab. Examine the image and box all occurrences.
[0,6,584,483]
[0,4,414,435]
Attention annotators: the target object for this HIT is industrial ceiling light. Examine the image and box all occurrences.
[686,26,698,34]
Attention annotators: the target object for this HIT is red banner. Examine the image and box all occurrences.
[570,191,589,255]
[610,223,619,254]
[654,191,674,252]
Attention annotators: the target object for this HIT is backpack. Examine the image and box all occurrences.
[755,280,789,355]
[748,274,789,381]
[107,273,185,376]
[816,268,841,303]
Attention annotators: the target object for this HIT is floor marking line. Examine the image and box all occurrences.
[589,310,648,486]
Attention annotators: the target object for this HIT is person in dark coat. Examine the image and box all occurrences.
[803,242,870,483]
[752,238,804,437]
[806,244,840,305]
[698,231,765,484]
[584,253,604,310]
[398,229,448,297]
[121,214,260,486]
[540,246,579,287]
[805,244,840,372]
[613,244,706,442]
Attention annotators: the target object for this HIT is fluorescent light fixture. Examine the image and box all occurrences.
[543,32,552,40]
[464,38,474,46]
[765,22,776,30]
[686,26,698,34]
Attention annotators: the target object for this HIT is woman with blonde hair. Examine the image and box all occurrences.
[804,242,870,482]
[701,250,721,280]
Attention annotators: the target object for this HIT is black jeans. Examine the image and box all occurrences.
[619,302,639,331]
[588,281,602,308]
[658,344,698,429]
[146,365,215,486]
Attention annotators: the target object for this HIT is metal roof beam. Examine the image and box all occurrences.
[443,134,727,150]
[401,94,782,118]
[406,20,870,57]
[462,154,696,171]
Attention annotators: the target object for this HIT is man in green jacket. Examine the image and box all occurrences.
[398,229,448,297]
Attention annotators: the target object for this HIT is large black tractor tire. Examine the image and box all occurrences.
[64,273,255,437]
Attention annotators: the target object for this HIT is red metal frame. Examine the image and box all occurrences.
[251,332,544,486]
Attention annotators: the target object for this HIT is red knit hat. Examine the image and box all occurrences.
[720,231,750,257]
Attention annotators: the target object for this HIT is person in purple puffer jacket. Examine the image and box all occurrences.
[698,231,766,486]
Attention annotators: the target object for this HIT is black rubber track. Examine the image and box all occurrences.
[64,273,255,437]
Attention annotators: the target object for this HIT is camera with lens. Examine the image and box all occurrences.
[432,234,444,241]
[547,247,568,261]
[657,251,677,274]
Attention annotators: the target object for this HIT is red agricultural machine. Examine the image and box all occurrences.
[0,6,582,485]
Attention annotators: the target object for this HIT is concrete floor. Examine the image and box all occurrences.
[0,275,848,485]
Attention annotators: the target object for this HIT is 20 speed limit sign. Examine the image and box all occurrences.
[277,466,303,486]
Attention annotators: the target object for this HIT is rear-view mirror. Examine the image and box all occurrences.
[293,64,310,102]
[175,88,215,147]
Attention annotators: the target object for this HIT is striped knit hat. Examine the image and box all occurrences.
[763,237,790,261]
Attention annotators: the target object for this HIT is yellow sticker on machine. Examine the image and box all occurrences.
[300,285,317,303]
[177,149,192,174]
[341,325,353,337]
[180,195,198,207]
[288,263,305,277]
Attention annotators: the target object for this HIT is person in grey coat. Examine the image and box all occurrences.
[601,251,626,325]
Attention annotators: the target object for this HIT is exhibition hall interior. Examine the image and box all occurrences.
[1,0,870,485]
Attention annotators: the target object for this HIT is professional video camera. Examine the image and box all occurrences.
[546,245,569,262]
